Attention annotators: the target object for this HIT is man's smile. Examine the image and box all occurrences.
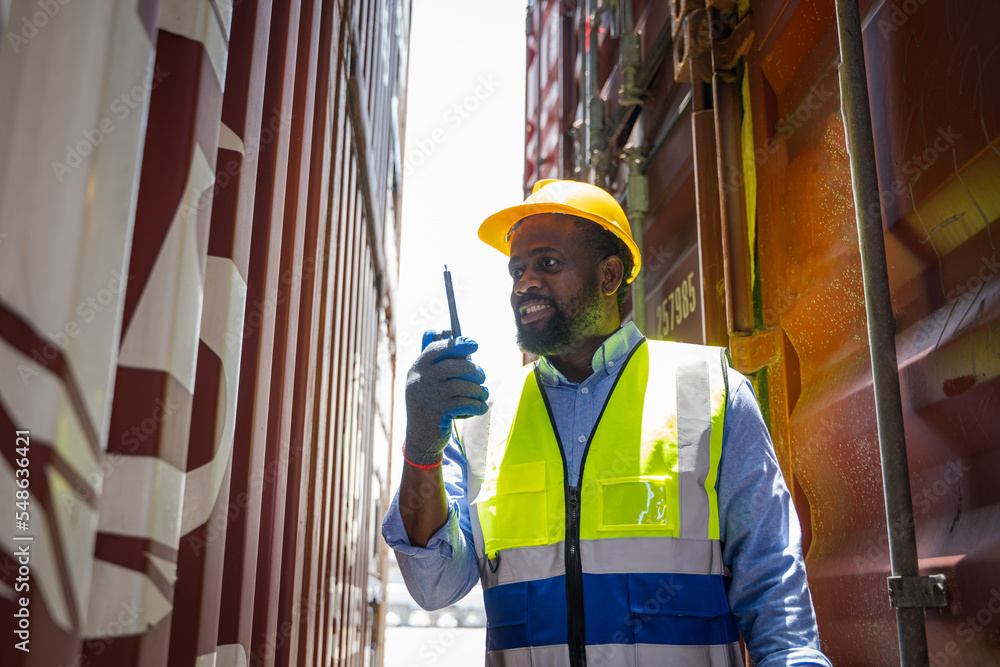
[518,300,553,323]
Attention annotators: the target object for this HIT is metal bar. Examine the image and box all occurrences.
[640,90,692,173]
[677,10,731,348]
[347,24,394,311]
[712,72,753,334]
[626,147,648,334]
[535,2,543,184]
[635,20,675,97]
[561,6,576,175]
[691,107,729,347]
[587,0,605,185]
[619,0,641,106]
[833,0,929,664]
[595,14,673,160]
[580,1,589,161]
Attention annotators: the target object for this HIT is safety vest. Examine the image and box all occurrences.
[460,339,744,667]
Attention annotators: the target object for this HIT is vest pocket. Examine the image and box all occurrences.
[481,461,549,556]
[483,582,530,652]
[597,476,676,532]
[627,573,730,617]
[626,573,740,647]
[484,581,528,627]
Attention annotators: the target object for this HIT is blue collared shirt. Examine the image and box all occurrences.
[382,323,831,666]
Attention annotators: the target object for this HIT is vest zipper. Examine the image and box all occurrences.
[565,484,585,667]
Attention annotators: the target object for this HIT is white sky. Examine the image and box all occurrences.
[391,0,528,489]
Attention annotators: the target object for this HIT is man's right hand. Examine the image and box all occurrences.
[403,331,489,467]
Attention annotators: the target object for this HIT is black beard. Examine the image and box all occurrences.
[515,275,604,357]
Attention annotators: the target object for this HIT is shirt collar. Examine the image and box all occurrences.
[536,322,645,386]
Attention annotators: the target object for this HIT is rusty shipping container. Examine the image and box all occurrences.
[0,0,409,665]
[526,0,1000,664]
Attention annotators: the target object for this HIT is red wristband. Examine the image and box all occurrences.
[402,442,442,470]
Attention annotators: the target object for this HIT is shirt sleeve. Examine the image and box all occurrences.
[380,433,480,611]
[718,368,833,667]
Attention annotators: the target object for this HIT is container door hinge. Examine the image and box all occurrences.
[887,574,949,609]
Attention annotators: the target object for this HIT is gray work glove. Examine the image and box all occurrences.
[403,331,489,466]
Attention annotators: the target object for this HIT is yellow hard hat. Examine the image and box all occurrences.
[478,179,642,283]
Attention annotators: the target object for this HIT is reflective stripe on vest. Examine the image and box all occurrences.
[483,641,744,666]
[464,339,741,667]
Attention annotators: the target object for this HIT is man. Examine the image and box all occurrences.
[383,180,831,666]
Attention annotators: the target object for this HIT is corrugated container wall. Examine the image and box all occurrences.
[526,0,1000,664]
[0,1,409,666]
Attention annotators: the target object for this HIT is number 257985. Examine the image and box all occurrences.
[656,272,696,339]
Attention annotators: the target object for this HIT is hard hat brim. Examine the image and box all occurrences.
[477,202,642,283]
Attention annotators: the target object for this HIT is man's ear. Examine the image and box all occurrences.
[600,256,625,296]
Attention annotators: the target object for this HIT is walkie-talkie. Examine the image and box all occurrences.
[432,265,462,341]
